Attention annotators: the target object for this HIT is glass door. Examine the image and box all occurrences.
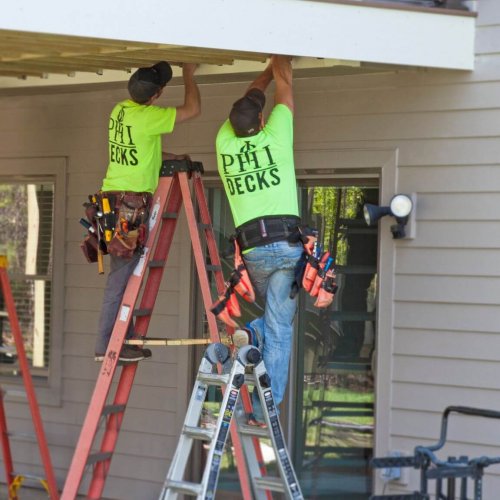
[197,180,379,498]
[294,183,378,499]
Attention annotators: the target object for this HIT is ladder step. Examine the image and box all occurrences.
[197,373,230,386]
[205,264,222,272]
[238,424,270,438]
[254,476,286,493]
[245,374,257,385]
[125,338,211,347]
[162,212,178,219]
[87,451,113,466]
[148,260,165,268]
[183,425,215,441]
[11,472,47,482]
[133,308,152,317]
[164,479,202,496]
[8,432,37,442]
[3,389,26,399]
[102,404,126,416]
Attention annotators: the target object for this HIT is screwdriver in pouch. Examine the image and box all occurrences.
[101,196,114,242]
[79,218,96,234]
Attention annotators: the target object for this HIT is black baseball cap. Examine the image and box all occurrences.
[128,61,173,104]
[229,88,266,137]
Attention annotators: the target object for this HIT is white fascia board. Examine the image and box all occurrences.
[1,0,475,71]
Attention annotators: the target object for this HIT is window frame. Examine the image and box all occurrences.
[0,156,66,406]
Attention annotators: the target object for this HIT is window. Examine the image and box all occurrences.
[0,182,54,374]
[0,157,65,404]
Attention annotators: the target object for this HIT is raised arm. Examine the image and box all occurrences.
[245,60,273,95]
[175,63,201,123]
[272,55,294,113]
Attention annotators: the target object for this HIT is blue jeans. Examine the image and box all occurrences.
[243,240,304,420]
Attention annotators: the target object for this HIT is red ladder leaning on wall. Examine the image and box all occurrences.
[0,256,59,500]
[61,160,267,499]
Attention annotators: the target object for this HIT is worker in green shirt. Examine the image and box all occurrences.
[95,61,201,363]
[216,56,303,425]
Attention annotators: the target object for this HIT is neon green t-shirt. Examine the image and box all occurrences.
[216,104,299,228]
[102,99,176,193]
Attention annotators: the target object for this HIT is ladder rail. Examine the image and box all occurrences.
[0,389,15,494]
[162,345,303,500]
[160,357,215,499]
[134,176,184,337]
[62,176,177,500]
[182,172,259,499]
[63,162,271,500]
[179,173,220,342]
[87,180,187,498]
[0,263,59,500]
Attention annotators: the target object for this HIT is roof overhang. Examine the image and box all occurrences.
[0,0,476,89]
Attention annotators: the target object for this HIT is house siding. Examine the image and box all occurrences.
[0,1,499,497]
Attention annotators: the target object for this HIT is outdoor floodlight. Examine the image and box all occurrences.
[363,194,414,239]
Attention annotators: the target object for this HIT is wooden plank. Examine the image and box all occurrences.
[393,328,500,361]
[392,382,500,414]
[394,301,500,333]
[393,355,500,390]
[396,247,500,276]
[396,220,500,248]
[410,193,500,221]
[395,275,500,305]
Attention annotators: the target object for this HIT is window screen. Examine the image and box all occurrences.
[0,182,54,373]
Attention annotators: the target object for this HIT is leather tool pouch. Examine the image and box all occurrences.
[80,234,99,263]
[80,192,151,262]
[106,193,151,259]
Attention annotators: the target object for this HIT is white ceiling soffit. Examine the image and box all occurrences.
[0,0,476,88]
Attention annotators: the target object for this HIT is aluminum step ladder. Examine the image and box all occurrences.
[0,256,59,499]
[61,160,264,500]
[161,343,304,500]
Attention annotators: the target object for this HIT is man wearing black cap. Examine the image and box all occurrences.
[216,56,302,425]
[94,61,201,363]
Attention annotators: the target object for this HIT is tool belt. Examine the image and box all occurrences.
[80,191,152,263]
[236,215,301,251]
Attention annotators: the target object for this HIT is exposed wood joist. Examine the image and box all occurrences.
[0,29,267,79]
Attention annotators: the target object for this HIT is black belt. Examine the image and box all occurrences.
[236,215,301,251]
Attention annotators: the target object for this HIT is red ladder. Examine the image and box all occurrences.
[0,256,59,500]
[61,160,265,499]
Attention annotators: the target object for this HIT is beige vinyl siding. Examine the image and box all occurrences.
[0,1,499,497]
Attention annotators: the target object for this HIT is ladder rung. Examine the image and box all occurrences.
[183,425,215,441]
[197,373,230,386]
[245,374,257,385]
[162,212,178,219]
[165,479,202,495]
[254,476,286,493]
[87,451,113,466]
[0,311,8,317]
[133,308,152,317]
[11,472,46,482]
[197,222,211,230]
[8,432,37,443]
[238,424,269,438]
[3,389,26,399]
[102,404,126,416]
[148,260,165,268]
[205,265,222,272]
[0,345,16,353]
[125,338,211,346]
